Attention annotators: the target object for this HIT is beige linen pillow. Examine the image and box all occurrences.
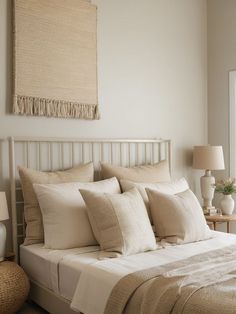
[18,162,94,245]
[80,188,157,259]
[101,160,170,183]
[146,188,211,244]
[120,178,189,222]
[33,178,121,249]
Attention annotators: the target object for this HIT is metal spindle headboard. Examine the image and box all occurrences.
[8,136,171,262]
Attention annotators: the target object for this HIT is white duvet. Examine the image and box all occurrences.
[70,231,236,314]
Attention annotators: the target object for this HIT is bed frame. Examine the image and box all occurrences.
[8,136,171,314]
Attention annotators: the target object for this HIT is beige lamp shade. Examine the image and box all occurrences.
[193,146,225,170]
[0,192,9,221]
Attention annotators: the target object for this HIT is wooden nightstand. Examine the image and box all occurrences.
[205,214,236,233]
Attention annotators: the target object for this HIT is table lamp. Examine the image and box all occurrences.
[0,192,9,261]
[193,146,225,213]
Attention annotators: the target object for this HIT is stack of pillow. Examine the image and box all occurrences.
[18,160,210,259]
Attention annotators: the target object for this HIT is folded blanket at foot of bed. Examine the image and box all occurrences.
[105,245,236,314]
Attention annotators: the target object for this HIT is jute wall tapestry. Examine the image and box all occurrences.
[13,0,100,120]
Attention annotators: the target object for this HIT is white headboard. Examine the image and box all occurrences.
[8,136,171,262]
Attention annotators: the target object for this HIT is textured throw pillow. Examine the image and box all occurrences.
[33,178,121,249]
[18,162,94,245]
[101,160,170,183]
[80,188,157,259]
[146,188,211,244]
[120,178,189,222]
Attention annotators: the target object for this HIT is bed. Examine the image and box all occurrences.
[19,231,236,314]
[8,137,236,314]
[9,136,171,313]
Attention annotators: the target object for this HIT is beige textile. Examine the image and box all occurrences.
[146,188,211,244]
[193,146,225,170]
[13,0,99,120]
[18,162,94,245]
[101,160,171,183]
[33,178,121,249]
[0,262,30,314]
[0,192,9,221]
[80,188,157,259]
[120,178,189,223]
[105,245,236,314]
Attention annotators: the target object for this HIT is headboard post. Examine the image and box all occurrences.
[9,136,18,262]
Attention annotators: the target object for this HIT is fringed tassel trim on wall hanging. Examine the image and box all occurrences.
[13,95,100,120]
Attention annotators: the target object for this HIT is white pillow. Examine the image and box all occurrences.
[18,162,94,245]
[146,188,211,244]
[80,188,157,259]
[120,178,189,222]
[33,177,121,249]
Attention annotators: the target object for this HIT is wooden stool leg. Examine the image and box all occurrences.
[213,222,216,230]
[227,222,230,233]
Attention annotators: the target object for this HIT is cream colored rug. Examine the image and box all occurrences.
[13,0,99,120]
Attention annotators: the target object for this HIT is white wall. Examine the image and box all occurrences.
[0,0,207,248]
[207,0,236,230]
[208,0,236,178]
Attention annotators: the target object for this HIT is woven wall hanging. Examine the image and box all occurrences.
[13,0,100,120]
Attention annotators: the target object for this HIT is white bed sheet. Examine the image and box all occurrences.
[20,244,100,300]
[71,231,236,314]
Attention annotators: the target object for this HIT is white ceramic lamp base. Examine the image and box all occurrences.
[200,170,215,211]
[0,222,6,262]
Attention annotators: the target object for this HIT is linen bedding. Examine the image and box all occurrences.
[105,244,236,314]
[20,232,236,314]
[71,231,236,314]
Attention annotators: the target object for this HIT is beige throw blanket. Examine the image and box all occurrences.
[105,245,236,314]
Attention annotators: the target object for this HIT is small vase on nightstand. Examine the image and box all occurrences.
[221,194,235,215]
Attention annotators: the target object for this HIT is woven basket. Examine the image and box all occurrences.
[0,261,30,314]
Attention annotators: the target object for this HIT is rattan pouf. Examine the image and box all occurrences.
[0,261,30,314]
